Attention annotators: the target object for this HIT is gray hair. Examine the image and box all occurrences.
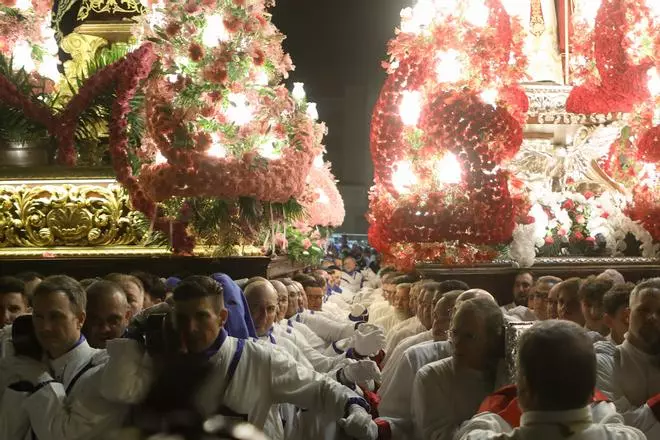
[630,278,660,306]
[454,297,504,337]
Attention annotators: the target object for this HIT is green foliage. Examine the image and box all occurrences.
[285,227,328,266]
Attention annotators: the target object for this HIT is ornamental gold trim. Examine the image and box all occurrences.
[77,0,146,23]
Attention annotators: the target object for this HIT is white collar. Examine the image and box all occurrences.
[521,407,592,429]
[49,338,96,385]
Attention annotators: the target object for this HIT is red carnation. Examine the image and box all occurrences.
[203,67,228,84]
[561,199,575,210]
[184,0,199,13]
[573,231,584,240]
[252,48,265,66]
[188,43,204,62]
[585,236,596,244]
[165,22,181,37]
[224,16,242,33]
[601,212,610,219]
[544,236,554,245]
[584,191,595,199]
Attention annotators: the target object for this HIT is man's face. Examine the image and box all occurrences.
[32,291,85,359]
[417,290,432,326]
[513,273,534,306]
[432,297,454,341]
[629,288,660,354]
[558,288,585,326]
[247,285,279,336]
[174,296,227,354]
[0,292,28,327]
[143,292,163,310]
[330,270,342,287]
[84,291,130,349]
[529,281,555,320]
[120,281,144,318]
[581,299,605,331]
[305,287,324,312]
[604,306,630,343]
[285,286,299,318]
[274,286,289,322]
[449,306,490,370]
[343,258,357,273]
[546,284,560,320]
[383,283,396,304]
[393,286,412,316]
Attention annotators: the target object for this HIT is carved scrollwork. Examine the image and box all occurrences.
[77,0,145,22]
[0,183,139,248]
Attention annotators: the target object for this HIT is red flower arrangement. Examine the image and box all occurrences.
[368,0,529,269]
[567,0,657,114]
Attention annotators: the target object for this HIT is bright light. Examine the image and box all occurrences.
[480,88,498,107]
[435,152,462,185]
[166,74,179,83]
[38,55,60,82]
[392,160,418,194]
[292,82,306,101]
[14,0,31,10]
[646,0,660,18]
[258,138,281,160]
[202,15,229,48]
[155,150,167,164]
[399,90,422,126]
[639,163,658,187]
[255,69,269,86]
[225,93,253,126]
[12,40,35,72]
[529,203,549,239]
[313,154,324,168]
[316,188,330,204]
[436,50,463,84]
[207,135,227,158]
[648,68,660,97]
[464,0,489,27]
[306,102,319,120]
[574,0,601,28]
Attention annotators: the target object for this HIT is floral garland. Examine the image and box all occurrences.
[295,159,345,229]
[368,0,529,268]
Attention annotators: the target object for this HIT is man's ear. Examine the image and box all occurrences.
[76,311,87,329]
[219,308,229,327]
[623,307,631,326]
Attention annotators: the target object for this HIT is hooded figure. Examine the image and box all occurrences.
[212,273,257,339]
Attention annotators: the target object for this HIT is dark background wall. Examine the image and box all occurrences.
[271,0,411,234]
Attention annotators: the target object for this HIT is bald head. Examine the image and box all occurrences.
[270,280,289,321]
[517,320,596,411]
[245,281,278,336]
[456,289,495,306]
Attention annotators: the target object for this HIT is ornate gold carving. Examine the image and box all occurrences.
[59,33,109,97]
[0,182,140,248]
[77,0,145,22]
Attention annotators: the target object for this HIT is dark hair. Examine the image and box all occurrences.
[556,277,582,300]
[132,271,167,301]
[342,255,356,262]
[0,276,26,297]
[105,273,145,293]
[515,270,535,281]
[439,279,470,293]
[33,275,87,315]
[86,280,127,303]
[294,274,324,289]
[391,274,420,285]
[578,275,613,305]
[80,278,103,289]
[517,320,596,411]
[173,276,224,312]
[326,265,341,272]
[14,271,43,282]
[603,282,635,316]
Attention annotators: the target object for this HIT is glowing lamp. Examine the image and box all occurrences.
[12,40,35,72]
[292,82,306,101]
[480,88,498,107]
[225,93,253,126]
[392,160,418,194]
[306,103,319,120]
[436,50,463,84]
[155,150,168,164]
[207,142,227,158]
[464,0,489,27]
[399,90,422,126]
[435,152,462,184]
[646,0,660,18]
[202,15,229,48]
[648,68,660,97]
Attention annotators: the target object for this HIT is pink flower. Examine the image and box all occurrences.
[558,228,568,237]
[601,212,610,219]
[544,236,554,245]
[575,214,586,225]
[573,231,584,240]
[585,236,596,244]
[561,199,575,210]
[302,238,312,249]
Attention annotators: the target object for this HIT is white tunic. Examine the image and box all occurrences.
[412,357,508,440]
[341,271,364,292]
[596,338,660,436]
[381,330,433,382]
[280,318,328,351]
[294,311,357,343]
[0,339,126,440]
[378,341,452,438]
[457,407,646,440]
[101,335,366,440]
[272,324,352,373]
[384,316,426,356]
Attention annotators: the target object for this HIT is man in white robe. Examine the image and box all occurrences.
[100,275,379,440]
[595,278,660,437]
[383,282,429,359]
[374,283,414,336]
[411,298,508,440]
[457,320,645,440]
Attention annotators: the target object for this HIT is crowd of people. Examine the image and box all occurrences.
[0,256,659,439]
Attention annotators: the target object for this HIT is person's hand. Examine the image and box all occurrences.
[341,360,382,385]
[338,405,378,440]
[590,401,623,424]
[5,355,51,386]
[352,324,386,357]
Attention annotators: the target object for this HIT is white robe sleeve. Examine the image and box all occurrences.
[301,313,356,343]
[0,388,31,440]
[412,365,455,440]
[23,365,127,440]
[101,338,154,404]
[268,345,365,420]
[454,412,513,439]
